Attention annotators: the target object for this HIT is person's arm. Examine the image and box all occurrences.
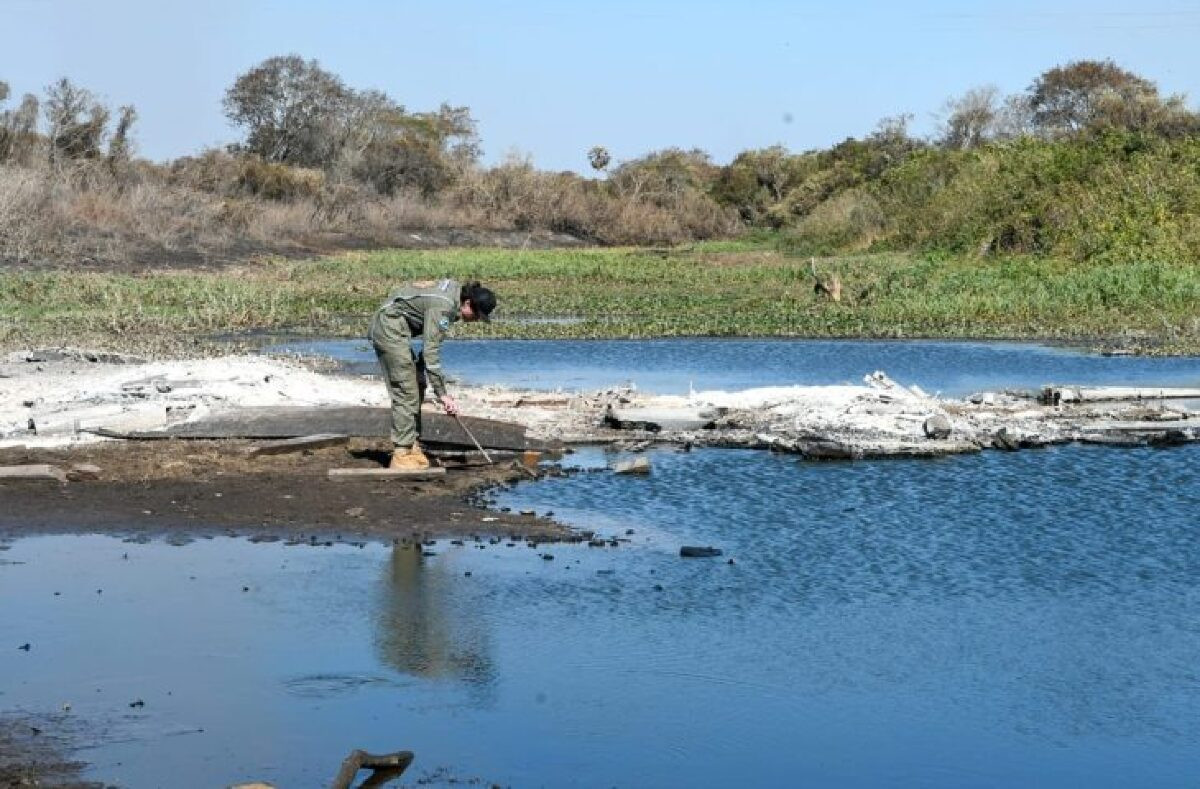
[421,307,456,413]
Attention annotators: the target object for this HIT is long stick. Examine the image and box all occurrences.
[453,414,493,464]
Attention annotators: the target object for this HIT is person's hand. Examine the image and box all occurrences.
[440,394,459,415]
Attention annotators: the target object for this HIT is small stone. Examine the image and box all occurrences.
[344,507,364,517]
[680,546,723,558]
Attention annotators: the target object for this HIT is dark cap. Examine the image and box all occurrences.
[469,286,496,321]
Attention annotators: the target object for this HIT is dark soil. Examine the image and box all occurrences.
[0,714,100,789]
[0,439,568,544]
[0,227,585,273]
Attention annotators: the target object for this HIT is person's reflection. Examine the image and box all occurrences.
[375,545,496,692]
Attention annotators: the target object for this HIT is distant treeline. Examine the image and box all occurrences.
[2,56,1198,265]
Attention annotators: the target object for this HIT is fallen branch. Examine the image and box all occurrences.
[331,749,414,789]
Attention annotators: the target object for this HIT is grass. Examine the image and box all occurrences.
[2,240,1199,355]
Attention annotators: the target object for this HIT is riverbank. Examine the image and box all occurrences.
[3,347,1196,545]
[3,242,1199,355]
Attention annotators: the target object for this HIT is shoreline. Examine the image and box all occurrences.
[3,346,1197,545]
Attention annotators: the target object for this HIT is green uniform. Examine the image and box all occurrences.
[367,279,461,448]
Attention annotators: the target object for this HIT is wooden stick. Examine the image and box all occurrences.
[331,749,414,789]
[328,467,446,481]
[454,413,493,464]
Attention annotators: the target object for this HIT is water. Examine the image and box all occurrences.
[265,337,1200,396]
[4,341,1200,787]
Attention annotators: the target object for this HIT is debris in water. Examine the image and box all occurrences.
[613,457,651,475]
[680,546,723,558]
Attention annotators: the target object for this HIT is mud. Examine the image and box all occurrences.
[0,438,568,544]
[0,713,98,789]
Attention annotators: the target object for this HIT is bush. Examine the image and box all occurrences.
[236,159,323,202]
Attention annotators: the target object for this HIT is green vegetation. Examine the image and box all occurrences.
[2,58,1198,356]
[3,242,1197,354]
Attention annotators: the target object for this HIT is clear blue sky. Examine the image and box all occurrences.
[5,0,1200,171]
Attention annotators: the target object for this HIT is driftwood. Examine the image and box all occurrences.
[241,434,349,457]
[1042,385,1200,405]
[613,457,651,475]
[0,464,67,482]
[605,407,715,432]
[331,749,414,789]
[327,467,446,481]
[90,406,559,452]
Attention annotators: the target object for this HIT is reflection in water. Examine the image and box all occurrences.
[375,545,496,693]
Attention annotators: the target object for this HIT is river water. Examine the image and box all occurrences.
[265,337,1200,395]
[3,340,1200,787]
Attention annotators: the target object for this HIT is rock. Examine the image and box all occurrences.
[66,463,102,481]
[923,415,952,439]
[680,546,723,558]
[344,507,364,518]
[613,457,651,475]
[994,428,1021,451]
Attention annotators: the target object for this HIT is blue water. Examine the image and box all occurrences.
[4,341,1200,787]
[267,337,1200,397]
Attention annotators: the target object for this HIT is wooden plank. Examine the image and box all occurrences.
[1043,385,1200,404]
[327,467,446,481]
[242,434,349,457]
[0,464,67,482]
[1087,421,1197,432]
[91,406,558,451]
[426,448,520,465]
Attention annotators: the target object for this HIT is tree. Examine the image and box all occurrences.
[938,86,1001,149]
[44,78,109,164]
[226,56,481,195]
[223,55,354,167]
[609,148,716,207]
[108,105,137,162]
[0,82,40,163]
[1028,60,1158,136]
[587,145,611,173]
[349,102,480,195]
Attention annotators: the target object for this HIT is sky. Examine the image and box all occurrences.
[5,0,1200,171]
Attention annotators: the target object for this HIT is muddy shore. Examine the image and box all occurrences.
[0,438,567,544]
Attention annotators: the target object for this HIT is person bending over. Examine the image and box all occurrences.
[368,279,495,469]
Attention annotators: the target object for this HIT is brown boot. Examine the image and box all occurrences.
[389,445,430,470]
